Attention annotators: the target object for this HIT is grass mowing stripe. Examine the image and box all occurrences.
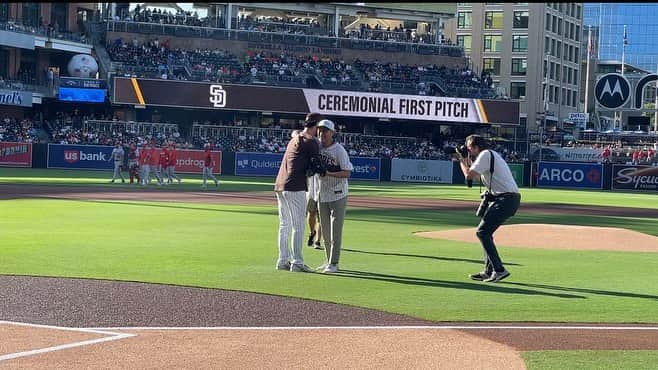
[523,350,658,370]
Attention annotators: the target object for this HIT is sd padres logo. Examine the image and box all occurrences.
[209,84,227,108]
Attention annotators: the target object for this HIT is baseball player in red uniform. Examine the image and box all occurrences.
[127,144,140,184]
[157,147,168,185]
[139,143,151,185]
[166,143,182,184]
[149,144,163,185]
[202,144,219,189]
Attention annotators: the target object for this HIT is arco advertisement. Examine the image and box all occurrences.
[536,161,603,189]
[0,142,32,167]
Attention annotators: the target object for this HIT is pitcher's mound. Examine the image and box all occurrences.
[415,224,658,252]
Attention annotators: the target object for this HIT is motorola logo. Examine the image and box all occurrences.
[595,74,630,109]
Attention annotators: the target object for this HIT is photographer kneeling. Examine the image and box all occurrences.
[457,135,520,283]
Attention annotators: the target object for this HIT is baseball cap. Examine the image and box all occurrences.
[317,119,335,132]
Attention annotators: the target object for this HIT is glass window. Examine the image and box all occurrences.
[513,11,529,28]
[571,3,576,18]
[543,60,548,78]
[574,47,579,63]
[456,35,472,53]
[570,23,575,40]
[484,35,503,52]
[557,40,562,58]
[457,3,472,6]
[458,11,472,28]
[573,90,577,107]
[483,58,501,75]
[484,11,504,29]
[551,39,556,56]
[576,5,581,20]
[513,35,528,52]
[0,3,8,22]
[558,18,562,36]
[562,88,566,105]
[568,68,572,84]
[22,3,40,28]
[546,13,551,31]
[563,66,568,83]
[511,58,527,76]
[510,82,526,100]
[552,16,557,33]
[573,69,578,84]
[567,90,571,107]
[549,84,554,102]
[559,3,564,12]
[550,62,555,79]
[575,25,580,41]
[556,64,561,80]
[563,43,568,60]
[544,36,550,53]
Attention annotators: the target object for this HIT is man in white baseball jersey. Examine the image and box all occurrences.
[108,142,126,183]
[316,119,353,274]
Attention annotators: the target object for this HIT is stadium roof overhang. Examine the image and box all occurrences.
[197,3,449,22]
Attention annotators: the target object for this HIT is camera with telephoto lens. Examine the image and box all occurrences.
[476,191,495,217]
[455,145,469,158]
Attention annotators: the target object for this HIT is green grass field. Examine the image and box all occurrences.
[1,167,657,369]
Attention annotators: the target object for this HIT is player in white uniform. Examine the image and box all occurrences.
[108,143,126,183]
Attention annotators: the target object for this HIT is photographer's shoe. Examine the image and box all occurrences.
[484,269,510,283]
[469,271,491,281]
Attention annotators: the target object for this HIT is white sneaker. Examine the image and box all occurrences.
[290,264,314,273]
[316,262,330,271]
[322,264,338,274]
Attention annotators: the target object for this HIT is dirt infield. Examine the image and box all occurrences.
[416,224,658,253]
[1,184,657,368]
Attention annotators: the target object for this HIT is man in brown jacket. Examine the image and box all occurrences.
[274,112,322,272]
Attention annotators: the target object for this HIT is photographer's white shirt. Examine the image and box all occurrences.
[470,150,519,196]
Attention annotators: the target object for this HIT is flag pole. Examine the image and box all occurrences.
[584,26,592,130]
[618,25,627,131]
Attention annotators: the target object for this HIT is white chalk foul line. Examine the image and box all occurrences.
[86,325,658,331]
[0,321,135,362]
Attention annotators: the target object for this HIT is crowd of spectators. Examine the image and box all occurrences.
[129,5,210,28]
[342,23,437,45]
[106,37,497,98]
[237,14,322,35]
[0,116,41,143]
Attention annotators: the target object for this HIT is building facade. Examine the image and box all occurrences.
[451,2,583,144]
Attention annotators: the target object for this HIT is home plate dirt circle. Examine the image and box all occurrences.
[415,224,658,252]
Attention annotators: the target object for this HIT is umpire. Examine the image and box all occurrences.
[274,112,323,273]
[457,134,520,283]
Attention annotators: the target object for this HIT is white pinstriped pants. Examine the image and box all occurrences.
[275,190,307,266]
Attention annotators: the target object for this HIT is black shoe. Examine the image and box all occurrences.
[484,269,510,283]
[469,271,491,281]
[313,241,323,250]
[307,230,316,246]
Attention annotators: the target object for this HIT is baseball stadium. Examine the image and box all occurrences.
[1,2,658,369]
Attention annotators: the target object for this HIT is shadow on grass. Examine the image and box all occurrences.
[342,248,522,266]
[507,282,658,301]
[332,269,583,299]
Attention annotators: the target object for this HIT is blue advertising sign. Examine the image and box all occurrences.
[235,152,283,177]
[537,161,603,189]
[348,157,380,181]
[48,144,114,170]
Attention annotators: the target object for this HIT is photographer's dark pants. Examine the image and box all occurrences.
[476,193,521,273]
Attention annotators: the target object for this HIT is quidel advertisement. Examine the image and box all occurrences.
[0,142,32,167]
[48,144,114,170]
[175,149,221,174]
[235,152,380,180]
[612,165,658,191]
[390,158,453,183]
[536,161,603,189]
[235,152,283,177]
